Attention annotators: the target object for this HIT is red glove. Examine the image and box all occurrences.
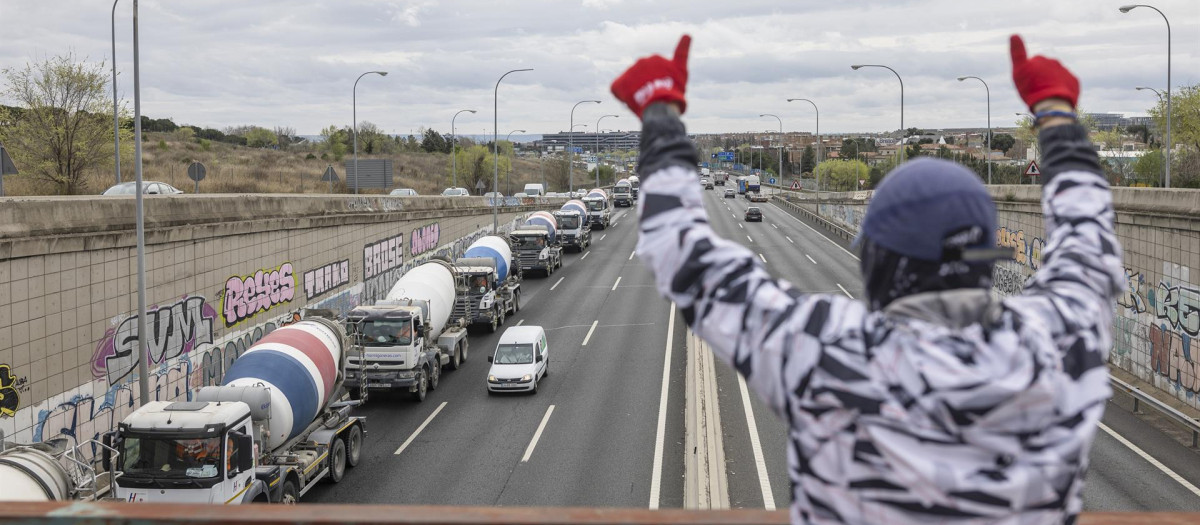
[1010,35,1079,111]
[610,35,691,119]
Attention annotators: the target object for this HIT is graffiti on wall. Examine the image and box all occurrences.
[992,263,1030,298]
[1,364,20,416]
[90,295,216,385]
[198,320,281,387]
[221,263,296,327]
[996,227,1044,270]
[303,259,350,301]
[1154,281,1200,337]
[411,223,441,257]
[1118,269,1148,314]
[817,203,864,232]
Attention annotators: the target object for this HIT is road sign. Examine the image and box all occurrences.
[768,177,777,185]
[790,180,801,190]
[1024,160,1040,178]
[321,166,339,182]
[187,162,206,182]
[475,179,486,192]
[717,151,735,162]
[0,143,16,176]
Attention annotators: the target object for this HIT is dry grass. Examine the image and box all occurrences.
[2,133,553,196]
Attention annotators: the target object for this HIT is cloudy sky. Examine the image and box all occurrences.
[2,0,1196,137]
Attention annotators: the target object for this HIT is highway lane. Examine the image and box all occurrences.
[307,207,687,508]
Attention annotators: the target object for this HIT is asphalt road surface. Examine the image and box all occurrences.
[308,184,1200,513]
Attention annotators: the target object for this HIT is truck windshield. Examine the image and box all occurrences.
[515,235,545,250]
[468,274,490,294]
[494,343,535,364]
[558,216,580,229]
[614,188,630,195]
[354,319,413,346]
[586,200,603,211]
[122,436,223,479]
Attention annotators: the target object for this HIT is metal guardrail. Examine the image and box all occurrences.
[3,502,1200,525]
[1110,376,1200,448]
[769,196,857,243]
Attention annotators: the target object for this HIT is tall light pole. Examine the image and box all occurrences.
[1136,86,1164,100]
[760,114,783,183]
[787,98,820,170]
[353,70,387,194]
[957,76,992,184]
[494,68,533,233]
[131,0,150,405]
[451,109,476,189]
[1121,4,1171,187]
[594,114,618,187]
[569,100,601,193]
[111,0,122,185]
[505,129,525,195]
[851,64,904,162]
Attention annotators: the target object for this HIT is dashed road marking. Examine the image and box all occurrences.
[758,253,767,263]
[521,405,556,462]
[836,283,854,298]
[612,276,623,290]
[805,254,816,264]
[629,250,636,261]
[394,402,447,455]
[550,277,565,291]
[582,320,599,345]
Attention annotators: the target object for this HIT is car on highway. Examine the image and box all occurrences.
[389,188,418,196]
[487,325,549,394]
[101,181,183,195]
[705,180,715,190]
[744,207,762,222]
[724,188,735,198]
[483,191,505,198]
[699,178,709,186]
[749,192,768,202]
[514,192,529,198]
[442,187,470,197]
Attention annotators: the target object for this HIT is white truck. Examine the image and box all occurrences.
[629,175,640,199]
[0,437,114,502]
[454,236,522,333]
[583,189,611,229]
[513,212,563,277]
[612,179,633,207]
[345,260,470,401]
[107,313,366,504]
[553,200,591,252]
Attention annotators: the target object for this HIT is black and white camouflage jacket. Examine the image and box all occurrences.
[634,103,1123,524]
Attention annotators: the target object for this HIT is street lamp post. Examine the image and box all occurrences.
[1136,87,1166,185]
[594,114,618,187]
[493,68,533,233]
[1121,4,1171,187]
[568,100,601,193]
[505,129,525,195]
[353,70,388,194]
[131,0,150,405]
[760,114,783,183]
[851,64,904,162]
[787,98,820,172]
[111,0,122,185]
[957,76,992,184]
[451,109,477,189]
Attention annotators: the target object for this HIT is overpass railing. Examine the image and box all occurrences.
[1111,376,1200,448]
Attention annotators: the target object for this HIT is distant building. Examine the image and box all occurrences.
[536,131,640,153]
[1084,113,1156,130]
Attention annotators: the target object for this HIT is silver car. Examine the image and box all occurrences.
[102,181,183,195]
[442,187,470,197]
[389,188,418,196]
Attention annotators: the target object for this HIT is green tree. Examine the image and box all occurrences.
[422,128,449,153]
[1149,84,1200,153]
[1131,150,1164,187]
[320,125,350,161]
[990,133,1015,154]
[244,127,278,148]
[0,53,127,194]
[905,142,924,159]
[799,145,816,175]
[449,144,510,192]
[589,164,617,186]
[815,159,870,191]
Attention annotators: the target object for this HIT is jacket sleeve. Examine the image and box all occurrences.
[634,104,859,419]
[1011,124,1124,367]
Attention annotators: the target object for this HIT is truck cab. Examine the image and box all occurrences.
[512,226,561,276]
[582,196,610,229]
[629,176,640,198]
[345,304,443,400]
[552,210,591,252]
[612,181,633,207]
[453,263,519,333]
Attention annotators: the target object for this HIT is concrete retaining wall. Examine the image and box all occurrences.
[774,185,1200,411]
[0,194,561,451]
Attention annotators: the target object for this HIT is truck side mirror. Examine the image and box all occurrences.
[536,354,543,363]
[235,434,254,472]
[101,431,118,471]
[487,355,494,363]
[415,324,425,338]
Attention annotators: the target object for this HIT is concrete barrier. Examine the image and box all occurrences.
[0,194,563,450]
[773,184,1200,416]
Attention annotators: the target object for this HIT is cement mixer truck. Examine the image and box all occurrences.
[512,211,562,277]
[0,438,115,501]
[454,236,523,333]
[583,189,611,229]
[345,260,470,401]
[106,313,366,504]
[553,200,591,252]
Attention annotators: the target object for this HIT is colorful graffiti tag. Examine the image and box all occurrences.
[1,364,20,417]
[996,227,1044,270]
[221,263,296,327]
[411,223,441,257]
[90,295,216,385]
[303,259,350,301]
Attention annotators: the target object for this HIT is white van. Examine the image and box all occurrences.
[523,183,545,197]
[486,326,549,394]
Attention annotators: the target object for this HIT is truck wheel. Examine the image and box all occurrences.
[428,363,440,391]
[513,292,521,313]
[412,369,428,402]
[280,479,299,504]
[450,344,462,370]
[345,424,363,468]
[460,340,469,363]
[489,315,498,333]
[329,437,346,483]
[498,306,506,326]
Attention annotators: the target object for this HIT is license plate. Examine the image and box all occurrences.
[371,383,392,388]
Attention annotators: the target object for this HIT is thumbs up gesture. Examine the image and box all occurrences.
[1010,35,1080,111]
[611,35,692,119]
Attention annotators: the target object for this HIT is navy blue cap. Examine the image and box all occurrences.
[857,158,998,262]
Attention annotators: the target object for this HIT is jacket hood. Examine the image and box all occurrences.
[882,288,1004,329]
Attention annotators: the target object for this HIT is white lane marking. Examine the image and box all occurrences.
[747,235,753,242]
[601,234,607,241]
[612,222,619,228]
[786,236,794,244]
[581,251,590,260]
[515,319,525,326]
[771,223,778,229]
[758,253,767,263]
[521,405,556,462]
[394,402,447,455]
[836,283,854,298]
[805,254,817,264]
[767,202,860,261]
[582,320,599,345]
[612,276,623,290]
[550,277,565,291]
[732,212,737,218]
[737,375,776,510]
[649,303,676,509]
[629,250,636,261]
[738,223,744,229]
[1098,422,1200,498]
